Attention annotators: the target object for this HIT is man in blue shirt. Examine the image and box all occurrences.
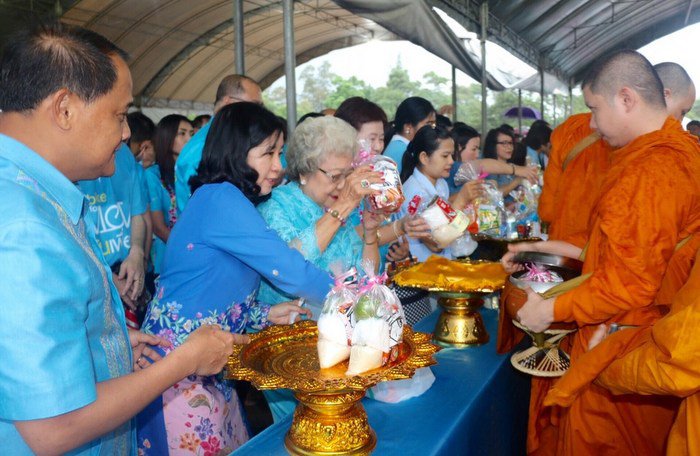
[78,143,148,313]
[174,74,262,214]
[0,23,242,455]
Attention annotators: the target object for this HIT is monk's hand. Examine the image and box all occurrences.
[587,324,609,351]
[500,243,532,273]
[516,288,554,333]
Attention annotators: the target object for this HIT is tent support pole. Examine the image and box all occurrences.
[518,89,522,134]
[233,0,245,74]
[452,65,457,122]
[539,61,545,118]
[569,84,573,117]
[552,94,557,125]
[283,0,297,133]
[480,2,488,136]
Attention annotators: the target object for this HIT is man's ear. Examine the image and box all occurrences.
[50,88,75,131]
[663,87,671,101]
[618,86,638,112]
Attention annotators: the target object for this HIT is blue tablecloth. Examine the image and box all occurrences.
[232,308,530,455]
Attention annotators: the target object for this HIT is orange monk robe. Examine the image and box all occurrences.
[547,116,700,455]
[544,248,700,455]
[539,113,612,248]
[596,249,700,456]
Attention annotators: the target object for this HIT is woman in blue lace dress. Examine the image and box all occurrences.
[137,103,333,455]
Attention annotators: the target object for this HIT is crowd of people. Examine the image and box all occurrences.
[0,21,699,456]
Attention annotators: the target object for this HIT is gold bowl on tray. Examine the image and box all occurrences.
[225,321,439,455]
[392,256,508,347]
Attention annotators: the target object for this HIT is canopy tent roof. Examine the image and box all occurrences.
[1,1,700,108]
[436,0,700,85]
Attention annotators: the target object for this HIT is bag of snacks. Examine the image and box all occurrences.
[353,141,405,214]
[346,260,406,376]
[476,181,505,235]
[317,267,358,369]
[408,195,468,248]
[453,161,486,186]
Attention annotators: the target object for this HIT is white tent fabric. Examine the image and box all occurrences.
[332,0,505,91]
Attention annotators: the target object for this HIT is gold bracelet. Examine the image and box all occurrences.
[363,231,378,245]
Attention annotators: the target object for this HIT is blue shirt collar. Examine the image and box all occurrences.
[0,134,85,225]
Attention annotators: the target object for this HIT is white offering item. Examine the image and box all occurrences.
[317,312,352,368]
[431,211,468,247]
[346,317,391,375]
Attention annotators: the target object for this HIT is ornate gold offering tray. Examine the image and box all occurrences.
[226,321,439,455]
[392,256,507,347]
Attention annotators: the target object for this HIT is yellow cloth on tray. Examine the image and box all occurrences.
[392,255,507,292]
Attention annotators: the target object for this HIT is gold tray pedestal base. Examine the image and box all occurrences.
[433,292,489,347]
[285,390,376,456]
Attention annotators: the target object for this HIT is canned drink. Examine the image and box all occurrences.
[124,307,140,329]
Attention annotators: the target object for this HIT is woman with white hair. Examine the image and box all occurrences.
[258,117,383,307]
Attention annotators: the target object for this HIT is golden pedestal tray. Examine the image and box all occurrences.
[433,291,491,347]
[225,320,439,455]
[391,256,507,348]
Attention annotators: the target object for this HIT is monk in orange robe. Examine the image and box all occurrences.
[544,248,700,455]
[512,51,700,455]
[538,113,611,248]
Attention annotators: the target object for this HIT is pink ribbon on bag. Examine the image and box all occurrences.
[358,271,389,293]
[333,267,359,292]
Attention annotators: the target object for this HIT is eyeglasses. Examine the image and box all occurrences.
[496,141,514,147]
[318,167,351,184]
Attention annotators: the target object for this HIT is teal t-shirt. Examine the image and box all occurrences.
[78,143,147,267]
[144,165,172,274]
[174,120,210,215]
[383,136,409,174]
[0,134,134,455]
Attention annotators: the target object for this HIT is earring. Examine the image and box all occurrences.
[300,179,306,185]
[405,129,410,135]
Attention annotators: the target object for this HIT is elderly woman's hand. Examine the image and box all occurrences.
[338,165,383,208]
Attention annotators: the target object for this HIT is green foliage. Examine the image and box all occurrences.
[263,59,591,130]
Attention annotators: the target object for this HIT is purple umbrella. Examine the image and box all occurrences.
[503,106,541,120]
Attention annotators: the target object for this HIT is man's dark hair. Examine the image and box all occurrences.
[0,22,127,112]
[582,49,666,109]
[687,120,700,129]
[190,102,284,203]
[334,96,388,131]
[126,111,155,146]
[192,114,212,130]
[214,74,259,104]
[524,121,552,150]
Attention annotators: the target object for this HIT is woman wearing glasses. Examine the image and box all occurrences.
[482,126,525,196]
[257,116,383,316]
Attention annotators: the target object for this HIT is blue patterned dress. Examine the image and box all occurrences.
[137,182,331,455]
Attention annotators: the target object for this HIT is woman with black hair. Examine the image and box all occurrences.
[524,120,552,169]
[448,123,538,195]
[399,125,477,261]
[384,96,436,173]
[137,103,333,454]
[482,126,526,197]
[144,114,193,274]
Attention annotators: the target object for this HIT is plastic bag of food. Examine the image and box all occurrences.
[346,260,406,376]
[408,194,469,248]
[453,161,486,186]
[353,141,405,214]
[317,266,358,369]
[475,181,505,235]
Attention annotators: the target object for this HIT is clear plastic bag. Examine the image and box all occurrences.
[367,366,436,403]
[353,140,405,214]
[453,161,483,186]
[316,266,358,369]
[475,181,505,235]
[346,260,406,376]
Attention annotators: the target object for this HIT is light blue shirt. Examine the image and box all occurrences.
[144,165,172,274]
[174,120,210,215]
[399,168,452,262]
[257,181,362,318]
[383,135,410,174]
[0,134,134,455]
[78,143,147,267]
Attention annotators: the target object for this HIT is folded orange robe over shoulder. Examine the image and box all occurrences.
[534,117,700,456]
[539,113,612,248]
[587,249,700,455]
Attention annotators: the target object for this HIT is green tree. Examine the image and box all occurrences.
[373,59,423,116]
[299,61,335,112]
[323,75,375,109]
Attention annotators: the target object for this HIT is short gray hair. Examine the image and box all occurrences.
[286,116,358,181]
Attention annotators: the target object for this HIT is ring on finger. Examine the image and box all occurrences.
[360,179,370,189]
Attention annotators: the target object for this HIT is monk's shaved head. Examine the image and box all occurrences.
[582,50,666,109]
[654,62,696,120]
